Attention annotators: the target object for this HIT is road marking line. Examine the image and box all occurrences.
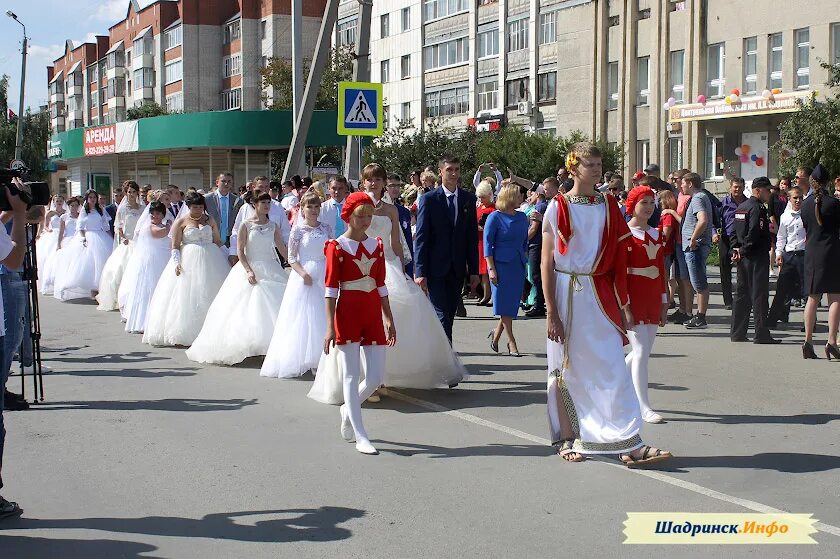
[383,388,840,538]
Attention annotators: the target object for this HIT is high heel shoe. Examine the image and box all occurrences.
[802,342,818,359]
[825,343,840,360]
[507,342,522,357]
[488,331,499,353]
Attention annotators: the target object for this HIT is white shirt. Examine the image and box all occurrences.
[0,225,14,336]
[280,193,299,211]
[776,208,806,256]
[443,186,459,226]
[229,202,292,255]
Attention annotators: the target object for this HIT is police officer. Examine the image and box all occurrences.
[730,176,779,344]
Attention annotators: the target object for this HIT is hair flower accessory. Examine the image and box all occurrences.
[565,152,578,171]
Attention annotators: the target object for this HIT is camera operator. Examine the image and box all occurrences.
[0,178,29,519]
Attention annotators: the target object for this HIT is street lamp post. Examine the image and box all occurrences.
[7,11,27,162]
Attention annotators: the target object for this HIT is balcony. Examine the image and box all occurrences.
[49,91,65,104]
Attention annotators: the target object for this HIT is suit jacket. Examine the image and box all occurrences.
[105,203,118,237]
[414,186,479,279]
[395,203,414,276]
[204,191,239,240]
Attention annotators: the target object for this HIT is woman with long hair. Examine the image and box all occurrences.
[97,181,144,310]
[53,190,113,301]
[801,164,840,359]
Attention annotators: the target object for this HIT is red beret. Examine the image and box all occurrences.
[341,191,375,223]
[625,186,655,218]
[632,170,646,181]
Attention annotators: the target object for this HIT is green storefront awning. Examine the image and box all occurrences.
[49,110,344,162]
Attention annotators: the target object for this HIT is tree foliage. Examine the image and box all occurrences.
[260,45,355,111]
[0,75,51,180]
[363,122,623,187]
[775,62,840,179]
[126,101,169,120]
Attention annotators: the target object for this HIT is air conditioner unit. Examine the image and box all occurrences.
[517,100,532,116]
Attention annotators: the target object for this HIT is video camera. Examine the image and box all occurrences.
[0,167,51,211]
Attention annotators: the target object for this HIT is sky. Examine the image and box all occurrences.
[0,0,130,113]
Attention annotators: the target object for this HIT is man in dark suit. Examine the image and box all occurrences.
[386,174,414,277]
[104,187,123,237]
[204,172,239,260]
[166,185,184,221]
[414,155,479,343]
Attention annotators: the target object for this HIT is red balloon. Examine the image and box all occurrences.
[756,158,764,167]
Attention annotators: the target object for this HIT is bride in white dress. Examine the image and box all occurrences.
[53,190,114,301]
[143,192,231,347]
[36,195,65,294]
[261,192,333,379]
[42,198,80,295]
[308,172,465,405]
[97,181,144,311]
[121,201,172,334]
[187,191,290,365]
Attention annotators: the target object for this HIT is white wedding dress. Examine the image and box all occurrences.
[308,212,466,405]
[36,212,63,294]
[187,221,290,365]
[261,222,332,379]
[97,204,143,311]
[41,213,77,295]
[142,224,231,347]
[120,221,171,334]
[53,209,113,301]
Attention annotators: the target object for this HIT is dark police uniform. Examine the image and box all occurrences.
[730,195,775,343]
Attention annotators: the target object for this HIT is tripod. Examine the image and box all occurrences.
[11,223,45,402]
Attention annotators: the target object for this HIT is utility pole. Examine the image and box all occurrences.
[342,0,373,182]
[291,0,303,120]
[7,11,27,162]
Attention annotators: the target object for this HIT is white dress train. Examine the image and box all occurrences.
[308,212,466,405]
[120,221,171,334]
[36,212,63,294]
[53,209,113,301]
[186,221,289,365]
[261,222,332,379]
[142,225,231,347]
[97,204,143,310]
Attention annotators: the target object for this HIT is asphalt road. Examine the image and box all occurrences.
[1,269,839,558]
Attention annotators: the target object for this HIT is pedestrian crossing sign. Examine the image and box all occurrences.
[338,81,383,136]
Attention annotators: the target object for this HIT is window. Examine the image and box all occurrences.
[506,78,528,106]
[49,103,64,119]
[401,55,411,79]
[381,60,390,82]
[537,72,557,102]
[707,42,725,97]
[608,15,620,27]
[669,137,684,173]
[222,88,242,110]
[639,8,651,19]
[539,12,556,45]
[106,77,125,99]
[99,62,107,84]
[477,29,499,58]
[670,50,684,102]
[508,19,529,52]
[637,56,650,105]
[107,49,125,70]
[90,89,98,109]
[224,20,241,44]
[166,92,184,113]
[670,0,686,11]
[477,80,498,112]
[424,0,467,21]
[337,19,357,46]
[424,37,469,70]
[400,102,411,126]
[126,51,131,66]
[133,36,153,56]
[401,7,410,32]
[795,27,810,89]
[769,33,783,90]
[261,56,268,69]
[834,23,840,65]
[704,135,725,178]
[607,61,619,110]
[88,64,97,84]
[425,86,469,118]
[164,25,182,50]
[383,105,389,127]
[66,71,82,89]
[743,37,757,94]
[223,54,242,78]
[133,68,154,89]
[164,60,183,84]
[261,20,267,40]
[381,14,389,38]
[636,140,650,171]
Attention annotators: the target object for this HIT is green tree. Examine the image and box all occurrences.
[0,75,50,180]
[126,101,169,120]
[775,62,840,179]
[260,45,354,111]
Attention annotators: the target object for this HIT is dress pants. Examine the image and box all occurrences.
[427,268,462,343]
[718,234,734,306]
[768,251,805,323]
[527,244,545,311]
[731,254,771,341]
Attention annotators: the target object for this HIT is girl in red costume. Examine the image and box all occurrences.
[323,192,396,455]
[624,186,668,424]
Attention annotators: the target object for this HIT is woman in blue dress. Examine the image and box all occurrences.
[484,183,529,356]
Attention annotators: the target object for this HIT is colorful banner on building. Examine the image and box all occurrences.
[668,91,813,123]
[83,121,139,156]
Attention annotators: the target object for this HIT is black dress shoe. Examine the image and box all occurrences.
[3,395,29,411]
[754,337,781,345]
[730,336,749,342]
[524,307,546,318]
[455,304,467,318]
[4,390,25,402]
[724,304,732,310]
[448,383,459,388]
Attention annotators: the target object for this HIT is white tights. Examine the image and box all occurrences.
[625,324,658,415]
[338,343,386,443]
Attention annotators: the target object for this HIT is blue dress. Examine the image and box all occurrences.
[483,210,529,317]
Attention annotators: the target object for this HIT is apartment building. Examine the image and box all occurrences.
[335,0,840,181]
[47,0,325,134]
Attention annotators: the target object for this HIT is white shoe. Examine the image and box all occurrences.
[339,404,354,441]
[642,410,664,424]
[355,439,378,455]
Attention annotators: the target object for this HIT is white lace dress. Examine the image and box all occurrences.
[187,221,290,365]
[142,225,231,347]
[97,204,143,310]
[308,213,466,405]
[53,209,113,301]
[120,221,171,334]
[36,212,63,294]
[260,222,332,378]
